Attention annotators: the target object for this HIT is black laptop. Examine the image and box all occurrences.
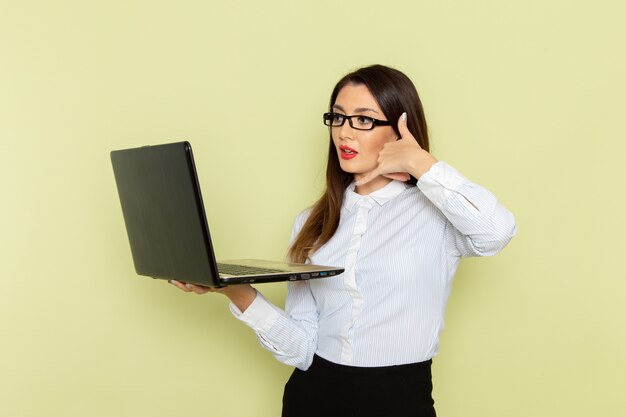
[110,141,343,287]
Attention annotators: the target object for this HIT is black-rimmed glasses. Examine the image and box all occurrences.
[323,112,391,131]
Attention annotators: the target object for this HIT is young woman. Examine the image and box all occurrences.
[171,65,516,417]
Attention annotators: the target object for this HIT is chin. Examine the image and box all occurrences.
[337,162,360,175]
[336,155,375,176]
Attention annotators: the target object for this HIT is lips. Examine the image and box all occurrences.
[339,145,358,160]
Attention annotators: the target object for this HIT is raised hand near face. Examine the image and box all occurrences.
[355,113,437,187]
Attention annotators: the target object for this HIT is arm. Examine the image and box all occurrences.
[356,112,516,256]
[228,210,319,369]
[230,280,319,370]
[170,211,320,370]
[417,161,517,256]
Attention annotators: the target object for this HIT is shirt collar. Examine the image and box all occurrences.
[344,180,408,212]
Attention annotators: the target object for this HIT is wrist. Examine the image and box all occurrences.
[409,151,437,179]
[227,286,257,312]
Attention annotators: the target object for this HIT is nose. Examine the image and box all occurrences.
[336,120,355,141]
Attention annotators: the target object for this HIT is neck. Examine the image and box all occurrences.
[354,175,392,195]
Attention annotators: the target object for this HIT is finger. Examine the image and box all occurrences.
[169,279,192,292]
[383,172,411,182]
[397,112,410,138]
[185,283,211,294]
[354,167,382,187]
[397,112,421,149]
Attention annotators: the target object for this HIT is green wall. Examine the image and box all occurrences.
[1,1,624,416]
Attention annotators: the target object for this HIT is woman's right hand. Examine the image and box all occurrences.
[169,280,257,312]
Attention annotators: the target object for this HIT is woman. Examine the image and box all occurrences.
[171,65,516,417]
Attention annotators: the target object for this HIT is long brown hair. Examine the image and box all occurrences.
[288,65,430,263]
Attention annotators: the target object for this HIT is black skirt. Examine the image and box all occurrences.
[282,355,436,417]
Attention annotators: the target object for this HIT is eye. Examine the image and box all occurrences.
[355,115,374,127]
[332,113,345,124]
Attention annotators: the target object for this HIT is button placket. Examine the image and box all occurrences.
[340,197,374,364]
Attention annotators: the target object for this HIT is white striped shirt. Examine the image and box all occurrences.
[230,161,516,370]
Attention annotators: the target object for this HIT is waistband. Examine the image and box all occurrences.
[311,354,432,377]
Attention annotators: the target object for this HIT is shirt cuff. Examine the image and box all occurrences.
[229,290,280,333]
[417,161,469,209]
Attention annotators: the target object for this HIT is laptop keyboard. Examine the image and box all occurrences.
[217,263,286,276]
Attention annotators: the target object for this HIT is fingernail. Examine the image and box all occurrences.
[402,112,407,122]
[185,283,193,289]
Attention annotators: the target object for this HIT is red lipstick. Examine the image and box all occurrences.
[340,145,358,160]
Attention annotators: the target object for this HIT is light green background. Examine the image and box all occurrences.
[1,1,624,416]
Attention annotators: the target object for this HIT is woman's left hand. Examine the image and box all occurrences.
[356,113,438,186]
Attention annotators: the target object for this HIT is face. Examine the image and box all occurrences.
[331,83,397,186]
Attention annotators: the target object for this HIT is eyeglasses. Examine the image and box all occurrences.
[323,112,391,131]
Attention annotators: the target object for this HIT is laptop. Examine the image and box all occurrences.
[110,141,344,287]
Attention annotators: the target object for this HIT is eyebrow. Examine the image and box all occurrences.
[332,104,380,115]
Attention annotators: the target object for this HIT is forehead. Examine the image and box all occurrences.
[333,83,382,113]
